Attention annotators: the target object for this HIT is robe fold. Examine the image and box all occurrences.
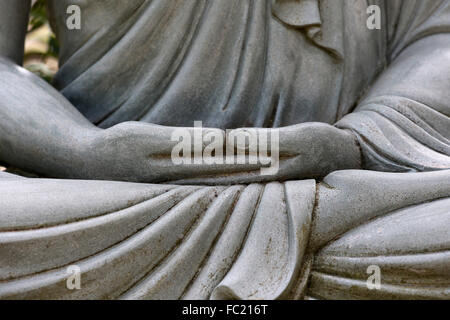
[1,0,449,299]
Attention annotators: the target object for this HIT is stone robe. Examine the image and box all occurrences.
[0,0,449,299]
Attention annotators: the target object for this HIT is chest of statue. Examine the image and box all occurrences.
[47,0,384,129]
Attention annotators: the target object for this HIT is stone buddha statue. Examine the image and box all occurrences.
[0,0,449,299]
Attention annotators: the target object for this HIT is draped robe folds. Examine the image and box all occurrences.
[0,0,450,299]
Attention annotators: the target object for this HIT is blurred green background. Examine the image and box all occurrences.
[25,0,59,82]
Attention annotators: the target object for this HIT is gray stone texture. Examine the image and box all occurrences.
[0,0,449,299]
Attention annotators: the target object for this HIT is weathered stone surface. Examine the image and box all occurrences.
[0,180,315,300]
[311,197,450,299]
[0,0,449,300]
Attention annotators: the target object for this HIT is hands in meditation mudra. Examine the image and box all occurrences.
[0,0,449,299]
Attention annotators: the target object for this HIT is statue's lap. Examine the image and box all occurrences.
[0,169,448,299]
